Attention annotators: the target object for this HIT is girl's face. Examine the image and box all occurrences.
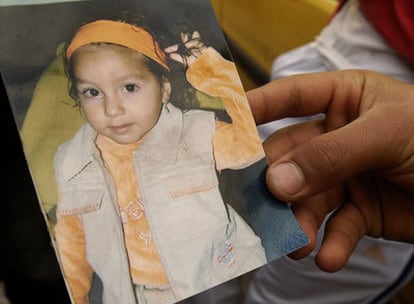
[72,44,171,145]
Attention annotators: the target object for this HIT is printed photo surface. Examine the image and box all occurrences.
[0,0,308,303]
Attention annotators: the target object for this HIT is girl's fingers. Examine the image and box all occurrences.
[164,44,179,54]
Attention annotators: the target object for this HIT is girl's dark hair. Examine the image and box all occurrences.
[64,11,199,110]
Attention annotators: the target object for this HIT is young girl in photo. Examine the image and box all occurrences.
[54,16,266,304]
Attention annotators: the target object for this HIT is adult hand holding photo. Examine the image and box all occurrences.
[247,70,414,272]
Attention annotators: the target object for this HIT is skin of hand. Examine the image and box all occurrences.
[246,70,414,272]
[164,31,208,67]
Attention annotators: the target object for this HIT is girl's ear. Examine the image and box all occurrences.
[161,77,172,105]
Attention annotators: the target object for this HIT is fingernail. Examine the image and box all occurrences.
[270,162,304,195]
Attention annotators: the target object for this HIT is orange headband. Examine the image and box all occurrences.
[66,19,169,71]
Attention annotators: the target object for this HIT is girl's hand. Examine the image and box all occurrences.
[164,31,208,68]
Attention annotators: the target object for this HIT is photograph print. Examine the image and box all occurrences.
[0,0,308,303]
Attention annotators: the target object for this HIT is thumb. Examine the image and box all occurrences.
[265,111,399,201]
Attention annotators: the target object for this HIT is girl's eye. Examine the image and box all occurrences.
[124,84,138,93]
[83,88,101,98]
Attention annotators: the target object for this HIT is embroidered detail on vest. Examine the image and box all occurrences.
[125,199,145,221]
[138,231,152,247]
[217,240,235,267]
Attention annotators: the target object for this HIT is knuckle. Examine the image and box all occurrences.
[311,139,346,172]
[287,86,302,115]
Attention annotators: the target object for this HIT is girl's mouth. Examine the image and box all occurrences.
[111,124,132,134]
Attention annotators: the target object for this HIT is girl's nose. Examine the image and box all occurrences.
[104,95,125,117]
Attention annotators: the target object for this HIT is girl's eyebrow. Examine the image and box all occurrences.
[74,69,150,87]
[74,78,96,86]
